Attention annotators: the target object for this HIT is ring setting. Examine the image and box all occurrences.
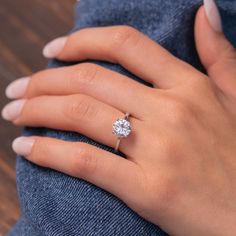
[112,113,131,152]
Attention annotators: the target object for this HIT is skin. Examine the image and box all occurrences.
[2,6,236,236]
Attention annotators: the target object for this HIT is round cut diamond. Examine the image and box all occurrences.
[112,118,131,138]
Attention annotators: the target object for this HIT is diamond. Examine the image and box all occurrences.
[112,118,131,138]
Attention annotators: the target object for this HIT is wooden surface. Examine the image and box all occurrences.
[0,1,74,234]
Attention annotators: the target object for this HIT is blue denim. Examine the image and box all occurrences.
[8,0,236,235]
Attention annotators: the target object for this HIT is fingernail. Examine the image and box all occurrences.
[12,137,35,156]
[5,77,30,99]
[43,36,67,58]
[1,99,26,121]
[204,0,222,32]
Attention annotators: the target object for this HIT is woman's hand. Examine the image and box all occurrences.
[2,3,236,236]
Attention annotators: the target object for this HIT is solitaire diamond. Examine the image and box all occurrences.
[112,118,131,138]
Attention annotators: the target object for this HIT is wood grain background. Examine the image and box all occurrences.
[0,1,74,234]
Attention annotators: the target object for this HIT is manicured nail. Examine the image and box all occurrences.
[1,99,26,121]
[204,0,222,32]
[12,137,35,156]
[5,77,30,99]
[43,36,67,58]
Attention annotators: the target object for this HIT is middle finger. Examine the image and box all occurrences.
[6,63,155,119]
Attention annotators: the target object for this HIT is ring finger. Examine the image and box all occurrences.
[2,94,144,157]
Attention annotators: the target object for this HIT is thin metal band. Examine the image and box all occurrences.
[115,113,130,152]
[115,138,121,152]
[124,113,130,120]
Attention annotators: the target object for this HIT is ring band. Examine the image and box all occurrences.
[112,113,132,152]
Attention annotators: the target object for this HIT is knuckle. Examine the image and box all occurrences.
[69,63,99,90]
[65,95,98,121]
[111,26,142,50]
[71,144,97,178]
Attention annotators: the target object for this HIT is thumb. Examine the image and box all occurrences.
[195,0,236,97]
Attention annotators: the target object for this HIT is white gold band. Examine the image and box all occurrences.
[112,113,131,152]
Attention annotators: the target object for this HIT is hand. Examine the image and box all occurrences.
[2,3,236,236]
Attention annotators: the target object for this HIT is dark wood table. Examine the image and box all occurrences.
[0,1,74,234]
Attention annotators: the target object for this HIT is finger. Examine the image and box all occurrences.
[3,95,143,157]
[195,2,236,98]
[12,136,143,203]
[6,63,154,119]
[43,26,199,89]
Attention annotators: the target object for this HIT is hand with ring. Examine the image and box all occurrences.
[2,4,236,236]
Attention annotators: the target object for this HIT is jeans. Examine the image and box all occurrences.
[8,0,236,235]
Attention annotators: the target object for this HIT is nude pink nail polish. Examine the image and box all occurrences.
[12,137,35,156]
[1,99,26,121]
[204,0,222,32]
[43,36,67,58]
[5,77,30,99]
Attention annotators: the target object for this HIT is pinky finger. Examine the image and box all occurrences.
[12,136,142,203]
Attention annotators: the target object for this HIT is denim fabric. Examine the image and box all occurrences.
[8,0,236,235]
